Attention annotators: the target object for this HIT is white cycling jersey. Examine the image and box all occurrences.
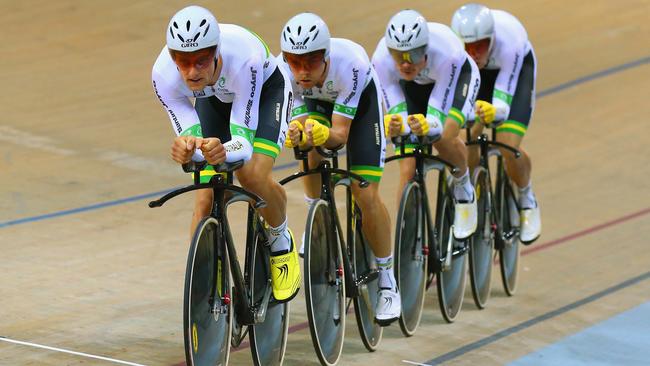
[373,22,475,135]
[483,10,534,121]
[277,38,379,121]
[152,24,277,162]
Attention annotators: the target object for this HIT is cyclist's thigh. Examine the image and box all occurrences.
[347,79,385,184]
[399,79,433,115]
[252,66,291,161]
[477,69,498,102]
[498,50,536,138]
[195,96,231,141]
[448,58,479,129]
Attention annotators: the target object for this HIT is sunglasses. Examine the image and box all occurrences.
[283,51,326,71]
[169,47,217,70]
[388,45,427,65]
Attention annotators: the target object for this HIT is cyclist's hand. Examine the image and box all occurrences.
[383,114,404,137]
[171,135,198,164]
[285,120,307,148]
[475,100,496,125]
[407,114,429,136]
[305,118,330,146]
[198,137,226,165]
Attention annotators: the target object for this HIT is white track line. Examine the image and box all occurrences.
[0,336,146,366]
[402,360,430,366]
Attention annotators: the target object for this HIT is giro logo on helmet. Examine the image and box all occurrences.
[181,40,200,48]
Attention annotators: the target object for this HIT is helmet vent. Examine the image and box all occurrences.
[303,36,310,45]
[415,28,421,38]
[390,24,395,31]
[313,30,320,41]
[407,34,413,42]
[173,22,179,29]
[283,32,287,42]
[169,27,175,39]
[401,24,405,33]
[200,19,206,27]
[413,23,419,30]
[297,26,302,35]
[310,25,317,32]
[178,34,185,42]
[203,24,210,37]
[289,37,296,46]
[186,20,191,32]
[393,35,400,43]
[193,32,201,42]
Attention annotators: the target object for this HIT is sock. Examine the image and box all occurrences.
[518,181,537,209]
[376,255,397,291]
[452,169,474,202]
[304,194,318,207]
[269,218,291,254]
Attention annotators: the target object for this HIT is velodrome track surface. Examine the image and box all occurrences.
[1,1,649,365]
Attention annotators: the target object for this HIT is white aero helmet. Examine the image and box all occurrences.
[281,13,330,56]
[166,5,220,52]
[451,3,494,44]
[385,9,429,51]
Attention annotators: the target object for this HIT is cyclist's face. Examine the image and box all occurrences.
[284,51,327,89]
[170,47,217,91]
[465,39,491,68]
[392,56,427,81]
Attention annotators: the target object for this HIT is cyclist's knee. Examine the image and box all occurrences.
[194,189,213,217]
[352,183,382,210]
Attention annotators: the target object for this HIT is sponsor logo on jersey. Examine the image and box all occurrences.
[507,53,521,92]
[218,77,226,88]
[244,67,258,127]
[153,80,183,133]
[225,140,244,152]
[442,64,458,111]
[342,68,360,105]
[326,80,334,91]
[275,102,281,123]
[193,90,206,97]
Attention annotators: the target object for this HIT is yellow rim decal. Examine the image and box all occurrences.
[192,323,198,352]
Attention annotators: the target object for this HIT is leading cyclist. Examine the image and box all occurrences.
[373,9,480,240]
[279,13,401,325]
[151,5,300,302]
[451,3,541,244]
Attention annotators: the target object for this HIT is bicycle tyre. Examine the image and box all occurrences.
[351,208,382,350]
[304,200,346,366]
[394,181,427,336]
[183,216,232,366]
[468,168,495,309]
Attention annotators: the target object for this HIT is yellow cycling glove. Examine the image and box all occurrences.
[284,120,307,148]
[408,114,429,136]
[383,114,404,137]
[475,100,496,125]
[305,118,330,146]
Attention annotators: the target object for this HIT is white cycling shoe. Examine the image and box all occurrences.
[520,204,541,244]
[375,288,401,326]
[298,232,305,258]
[453,192,478,240]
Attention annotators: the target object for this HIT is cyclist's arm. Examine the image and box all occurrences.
[227,58,265,162]
[426,57,465,133]
[492,44,525,121]
[372,43,409,131]
[151,70,206,161]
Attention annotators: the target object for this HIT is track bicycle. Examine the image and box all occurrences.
[280,146,382,365]
[149,160,289,366]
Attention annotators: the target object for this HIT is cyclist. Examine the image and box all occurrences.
[373,9,480,240]
[279,13,401,324]
[151,5,300,302]
[451,3,541,244]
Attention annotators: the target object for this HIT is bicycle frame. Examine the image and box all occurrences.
[279,147,374,298]
[149,161,273,326]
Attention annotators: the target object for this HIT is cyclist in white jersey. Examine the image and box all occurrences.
[279,13,401,324]
[373,9,480,240]
[451,3,541,244]
[151,5,300,302]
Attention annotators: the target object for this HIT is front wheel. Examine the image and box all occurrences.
[304,200,346,366]
[468,168,495,309]
[394,182,427,336]
[184,217,232,366]
[249,214,289,366]
[435,192,468,323]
